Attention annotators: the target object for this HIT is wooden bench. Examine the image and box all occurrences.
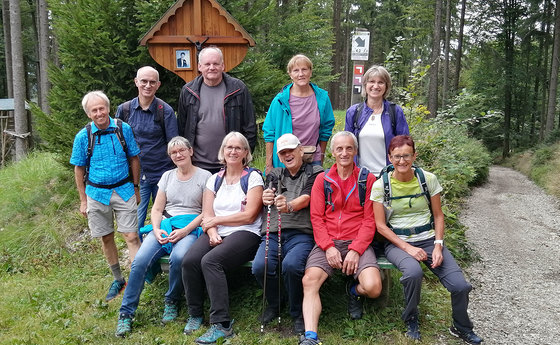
[158,255,397,297]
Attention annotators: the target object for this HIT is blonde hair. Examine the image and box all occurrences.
[217,132,252,165]
[287,54,313,73]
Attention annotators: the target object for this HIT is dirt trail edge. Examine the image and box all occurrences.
[461,166,560,344]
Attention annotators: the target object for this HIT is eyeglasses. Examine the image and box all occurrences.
[169,147,189,157]
[225,145,245,153]
[138,79,158,86]
[391,154,414,162]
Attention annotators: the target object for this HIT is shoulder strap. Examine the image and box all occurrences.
[323,169,335,212]
[381,164,394,205]
[352,103,365,134]
[154,97,166,142]
[85,123,94,181]
[214,167,262,195]
[121,101,131,123]
[113,119,128,156]
[413,166,431,209]
[357,166,370,207]
[388,102,397,136]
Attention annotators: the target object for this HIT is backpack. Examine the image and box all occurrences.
[353,102,397,136]
[120,97,167,141]
[379,164,434,235]
[214,167,262,194]
[84,118,131,189]
[323,166,370,212]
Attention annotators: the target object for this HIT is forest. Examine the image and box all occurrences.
[1,0,560,165]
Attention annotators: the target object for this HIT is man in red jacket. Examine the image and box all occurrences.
[299,131,382,345]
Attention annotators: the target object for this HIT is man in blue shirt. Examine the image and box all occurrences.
[116,66,178,232]
[71,91,142,302]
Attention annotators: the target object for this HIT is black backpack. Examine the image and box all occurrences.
[323,166,370,212]
[352,102,397,136]
[119,97,167,141]
[84,119,131,189]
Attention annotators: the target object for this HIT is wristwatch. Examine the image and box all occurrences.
[434,239,444,246]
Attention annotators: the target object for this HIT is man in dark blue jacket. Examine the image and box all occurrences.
[116,66,178,231]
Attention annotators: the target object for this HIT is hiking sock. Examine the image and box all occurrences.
[350,284,359,297]
[110,263,124,282]
[305,331,318,340]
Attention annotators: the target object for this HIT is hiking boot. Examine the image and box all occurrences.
[106,279,126,302]
[293,316,305,335]
[258,305,279,325]
[161,301,178,324]
[195,321,234,344]
[298,335,323,345]
[346,280,363,320]
[115,313,132,337]
[405,317,421,341]
[449,325,483,344]
[183,316,204,335]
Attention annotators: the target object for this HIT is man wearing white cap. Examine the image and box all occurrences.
[252,133,323,335]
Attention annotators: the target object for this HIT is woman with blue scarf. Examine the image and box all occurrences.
[116,136,211,337]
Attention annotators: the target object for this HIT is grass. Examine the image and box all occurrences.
[0,112,477,344]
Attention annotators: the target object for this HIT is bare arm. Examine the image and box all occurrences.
[430,193,445,268]
[129,155,141,204]
[265,142,274,174]
[319,140,328,164]
[74,166,87,217]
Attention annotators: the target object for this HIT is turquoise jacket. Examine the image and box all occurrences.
[263,83,335,168]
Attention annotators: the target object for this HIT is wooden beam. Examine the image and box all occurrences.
[147,35,249,44]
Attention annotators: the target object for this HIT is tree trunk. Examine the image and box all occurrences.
[427,0,442,118]
[454,0,466,92]
[329,0,342,110]
[545,0,560,137]
[9,0,29,161]
[37,0,50,113]
[2,0,13,97]
[503,0,519,158]
[540,0,552,140]
[442,0,452,107]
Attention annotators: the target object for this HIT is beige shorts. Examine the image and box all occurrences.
[87,192,137,238]
[306,239,379,279]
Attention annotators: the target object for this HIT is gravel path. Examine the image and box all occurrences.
[461,166,560,344]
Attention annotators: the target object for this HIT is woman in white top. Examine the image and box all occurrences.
[344,65,409,175]
[181,132,263,343]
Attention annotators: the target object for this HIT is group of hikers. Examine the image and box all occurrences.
[70,46,483,345]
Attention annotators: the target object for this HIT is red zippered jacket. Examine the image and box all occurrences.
[310,163,376,255]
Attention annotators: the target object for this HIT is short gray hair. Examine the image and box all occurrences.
[82,91,110,114]
[167,136,192,155]
[198,46,224,64]
[217,131,252,166]
[330,131,358,152]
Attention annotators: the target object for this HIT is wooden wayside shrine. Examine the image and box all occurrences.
[139,0,256,83]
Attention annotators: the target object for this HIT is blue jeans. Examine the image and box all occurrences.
[120,231,197,316]
[251,229,314,318]
[138,181,158,232]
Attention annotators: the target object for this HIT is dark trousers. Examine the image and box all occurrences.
[182,231,260,324]
[385,238,474,334]
[251,229,315,319]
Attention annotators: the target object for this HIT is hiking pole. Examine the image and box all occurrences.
[261,181,273,333]
[277,179,283,326]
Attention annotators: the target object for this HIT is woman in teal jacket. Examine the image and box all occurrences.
[263,54,335,173]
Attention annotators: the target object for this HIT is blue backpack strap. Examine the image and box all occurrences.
[357,166,370,206]
[214,167,262,195]
[213,168,227,193]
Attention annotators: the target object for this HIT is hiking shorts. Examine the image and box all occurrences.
[305,240,379,279]
[87,191,137,238]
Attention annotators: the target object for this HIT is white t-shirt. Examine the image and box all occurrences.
[205,170,264,237]
[157,167,211,216]
[358,111,387,175]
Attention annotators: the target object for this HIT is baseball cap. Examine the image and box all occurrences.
[276,133,301,153]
